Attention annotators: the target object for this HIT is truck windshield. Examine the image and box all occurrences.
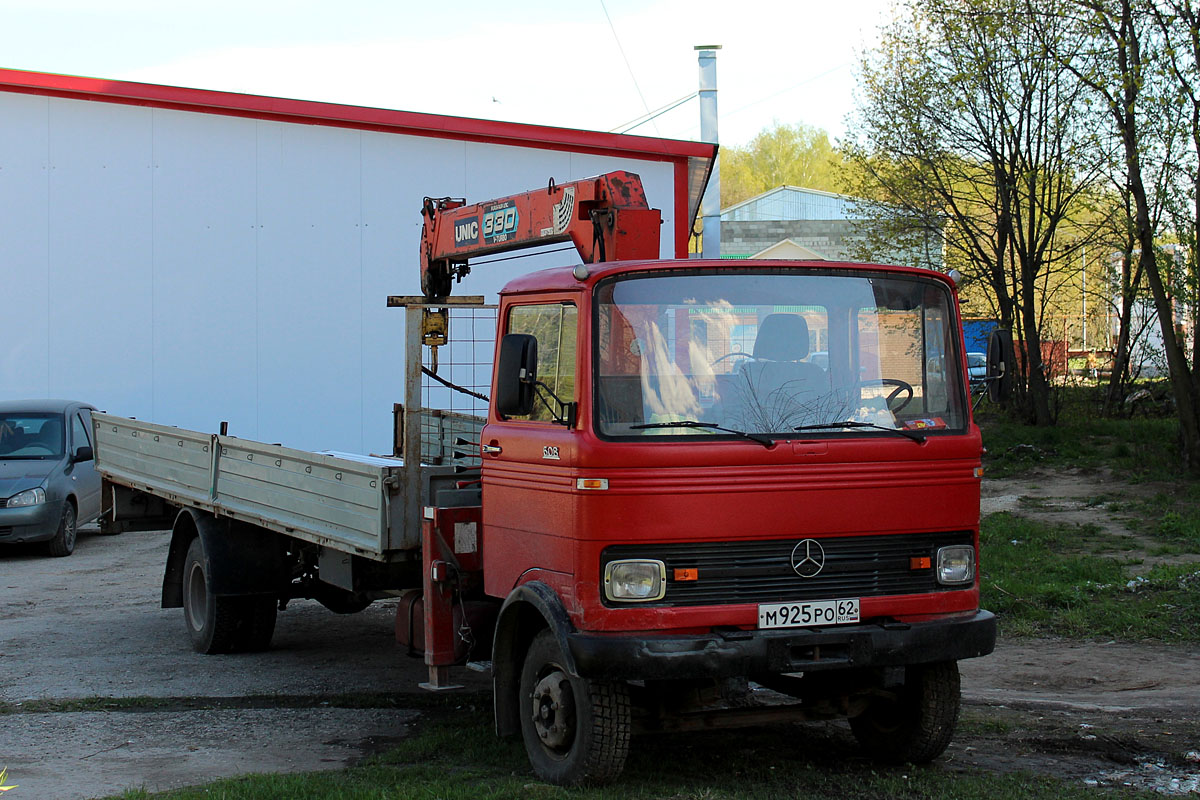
[594,269,967,440]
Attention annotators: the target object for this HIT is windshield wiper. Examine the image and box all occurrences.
[629,420,775,448]
[793,420,926,443]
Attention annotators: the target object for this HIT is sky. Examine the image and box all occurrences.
[0,0,893,148]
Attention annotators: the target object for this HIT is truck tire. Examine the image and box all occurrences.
[849,661,960,764]
[182,538,277,654]
[45,501,78,557]
[518,629,630,786]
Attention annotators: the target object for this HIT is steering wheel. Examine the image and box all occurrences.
[860,378,914,413]
[712,351,754,366]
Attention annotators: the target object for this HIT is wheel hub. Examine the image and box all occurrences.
[530,669,576,751]
[185,562,208,632]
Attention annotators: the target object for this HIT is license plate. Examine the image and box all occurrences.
[758,598,860,629]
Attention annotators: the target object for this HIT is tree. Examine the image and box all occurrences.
[720,122,844,208]
[844,0,1110,425]
[1152,1,1200,369]
[1066,0,1200,466]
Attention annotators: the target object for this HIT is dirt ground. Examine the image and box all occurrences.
[0,471,1197,799]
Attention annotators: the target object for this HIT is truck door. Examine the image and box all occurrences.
[481,300,580,595]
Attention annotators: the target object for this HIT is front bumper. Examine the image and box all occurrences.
[568,610,996,680]
[0,502,58,543]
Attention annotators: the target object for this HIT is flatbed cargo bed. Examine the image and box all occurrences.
[92,412,467,558]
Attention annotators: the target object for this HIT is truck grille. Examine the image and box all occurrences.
[602,530,974,607]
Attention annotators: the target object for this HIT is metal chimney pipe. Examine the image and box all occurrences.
[696,45,721,259]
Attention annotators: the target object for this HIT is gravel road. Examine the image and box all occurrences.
[2,524,1197,798]
[0,528,486,799]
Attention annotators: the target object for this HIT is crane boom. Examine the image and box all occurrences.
[419,170,662,299]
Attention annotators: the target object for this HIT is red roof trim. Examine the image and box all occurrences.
[0,67,716,163]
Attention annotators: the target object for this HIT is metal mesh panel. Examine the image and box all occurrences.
[419,305,497,466]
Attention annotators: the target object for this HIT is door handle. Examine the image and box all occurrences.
[482,444,502,455]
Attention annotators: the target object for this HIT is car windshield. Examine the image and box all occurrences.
[968,353,987,369]
[0,413,66,459]
[594,269,968,439]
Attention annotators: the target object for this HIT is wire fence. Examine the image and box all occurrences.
[417,305,497,466]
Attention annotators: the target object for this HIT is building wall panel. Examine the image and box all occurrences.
[46,99,154,411]
[150,108,259,435]
[0,93,50,397]
[0,89,687,453]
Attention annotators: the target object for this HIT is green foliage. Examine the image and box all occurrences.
[981,514,1200,641]
[719,122,845,208]
[845,0,1117,426]
[1157,510,1200,547]
[980,416,1181,480]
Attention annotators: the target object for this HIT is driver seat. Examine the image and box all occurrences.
[724,314,831,429]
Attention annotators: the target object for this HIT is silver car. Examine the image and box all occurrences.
[0,399,102,556]
[968,352,988,393]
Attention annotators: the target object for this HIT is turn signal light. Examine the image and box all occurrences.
[909,556,932,570]
[673,568,699,581]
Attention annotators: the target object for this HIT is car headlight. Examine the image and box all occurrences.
[7,487,46,508]
[937,545,975,585]
[604,559,666,602]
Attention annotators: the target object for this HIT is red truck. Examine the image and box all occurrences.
[95,171,997,786]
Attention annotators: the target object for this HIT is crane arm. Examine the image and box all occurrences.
[419,170,662,299]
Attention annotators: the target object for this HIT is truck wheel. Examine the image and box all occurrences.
[518,629,630,786]
[182,538,277,654]
[850,661,960,764]
[45,501,77,557]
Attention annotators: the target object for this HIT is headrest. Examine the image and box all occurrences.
[752,314,810,361]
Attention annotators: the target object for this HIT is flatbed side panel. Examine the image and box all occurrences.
[213,436,388,556]
[93,413,395,558]
[92,412,215,509]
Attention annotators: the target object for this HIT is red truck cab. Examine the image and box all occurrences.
[477,258,995,784]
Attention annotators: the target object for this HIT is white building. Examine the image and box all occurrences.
[0,68,714,453]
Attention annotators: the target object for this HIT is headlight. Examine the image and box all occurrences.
[937,545,975,585]
[604,559,666,602]
[7,487,46,507]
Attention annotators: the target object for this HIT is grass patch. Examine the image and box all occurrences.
[1156,510,1200,548]
[104,707,1159,800]
[982,513,1200,641]
[980,418,1181,480]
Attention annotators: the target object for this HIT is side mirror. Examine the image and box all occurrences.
[496,334,538,418]
[73,445,94,463]
[986,328,1016,402]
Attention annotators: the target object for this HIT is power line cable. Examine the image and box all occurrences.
[668,63,854,141]
[611,91,698,134]
[599,0,660,137]
[723,63,849,118]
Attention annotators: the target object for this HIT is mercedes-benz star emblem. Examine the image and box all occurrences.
[790,539,826,578]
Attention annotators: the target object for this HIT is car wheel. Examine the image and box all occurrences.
[45,501,77,557]
[182,537,277,654]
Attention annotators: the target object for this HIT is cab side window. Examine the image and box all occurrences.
[507,303,578,422]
